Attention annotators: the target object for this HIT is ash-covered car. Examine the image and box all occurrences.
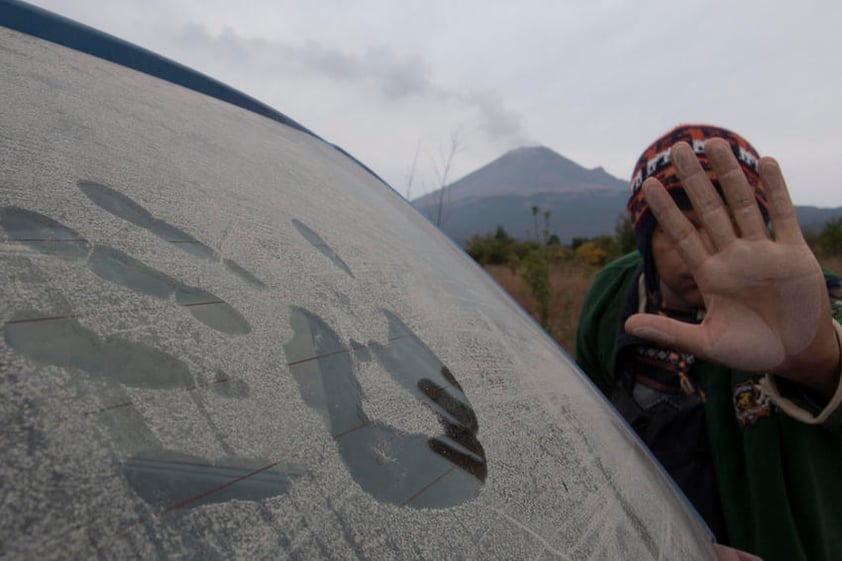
[0,1,716,559]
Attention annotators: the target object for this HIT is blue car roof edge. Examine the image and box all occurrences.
[0,0,394,191]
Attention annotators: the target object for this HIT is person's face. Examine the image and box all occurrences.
[650,210,712,311]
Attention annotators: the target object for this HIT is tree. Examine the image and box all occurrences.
[464,226,517,266]
[615,213,636,254]
[570,237,587,251]
[531,205,540,241]
[405,140,421,201]
[433,130,462,227]
[542,209,552,245]
[812,217,842,256]
[575,241,609,266]
[523,248,551,330]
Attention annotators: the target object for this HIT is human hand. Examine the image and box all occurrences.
[625,139,840,398]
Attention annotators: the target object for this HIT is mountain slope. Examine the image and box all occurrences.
[411,145,842,244]
[412,146,628,243]
[413,146,626,209]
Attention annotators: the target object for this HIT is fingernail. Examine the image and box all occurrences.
[641,180,667,212]
[759,158,779,175]
[671,143,696,175]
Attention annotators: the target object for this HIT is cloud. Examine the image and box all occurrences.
[296,43,433,99]
[464,92,527,145]
[294,42,358,80]
[176,23,253,63]
[175,23,432,100]
[358,46,432,99]
[172,22,528,151]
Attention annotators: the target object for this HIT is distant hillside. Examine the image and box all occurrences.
[412,146,628,243]
[413,146,625,208]
[417,190,629,244]
[795,206,842,233]
[412,145,842,244]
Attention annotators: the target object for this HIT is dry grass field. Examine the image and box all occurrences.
[486,254,842,357]
[486,262,599,355]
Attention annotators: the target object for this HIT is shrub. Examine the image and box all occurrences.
[575,241,609,266]
[812,218,842,256]
[523,248,551,329]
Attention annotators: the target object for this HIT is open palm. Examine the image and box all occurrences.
[625,139,840,397]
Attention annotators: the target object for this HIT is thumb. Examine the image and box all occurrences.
[624,313,706,356]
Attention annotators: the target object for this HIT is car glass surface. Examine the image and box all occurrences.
[0,26,715,561]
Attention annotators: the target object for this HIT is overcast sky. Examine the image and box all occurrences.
[28,1,842,206]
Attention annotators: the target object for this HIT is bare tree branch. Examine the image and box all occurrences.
[405,139,421,201]
[434,129,463,227]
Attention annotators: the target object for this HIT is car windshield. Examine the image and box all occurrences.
[0,23,714,561]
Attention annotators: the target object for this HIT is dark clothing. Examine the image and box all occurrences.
[576,251,842,561]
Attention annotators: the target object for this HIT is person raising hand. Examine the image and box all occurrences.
[576,124,842,561]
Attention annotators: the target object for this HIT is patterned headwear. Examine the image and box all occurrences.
[627,124,767,228]
[627,124,769,298]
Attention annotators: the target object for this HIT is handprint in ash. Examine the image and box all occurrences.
[285,307,486,509]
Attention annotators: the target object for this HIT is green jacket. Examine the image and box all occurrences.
[576,251,842,561]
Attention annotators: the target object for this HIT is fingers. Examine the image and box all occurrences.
[705,139,768,241]
[625,313,707,358]
[670,141,736,249]
[759,156,804,244]
[642,177,709,270]
[665,140,771,249]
